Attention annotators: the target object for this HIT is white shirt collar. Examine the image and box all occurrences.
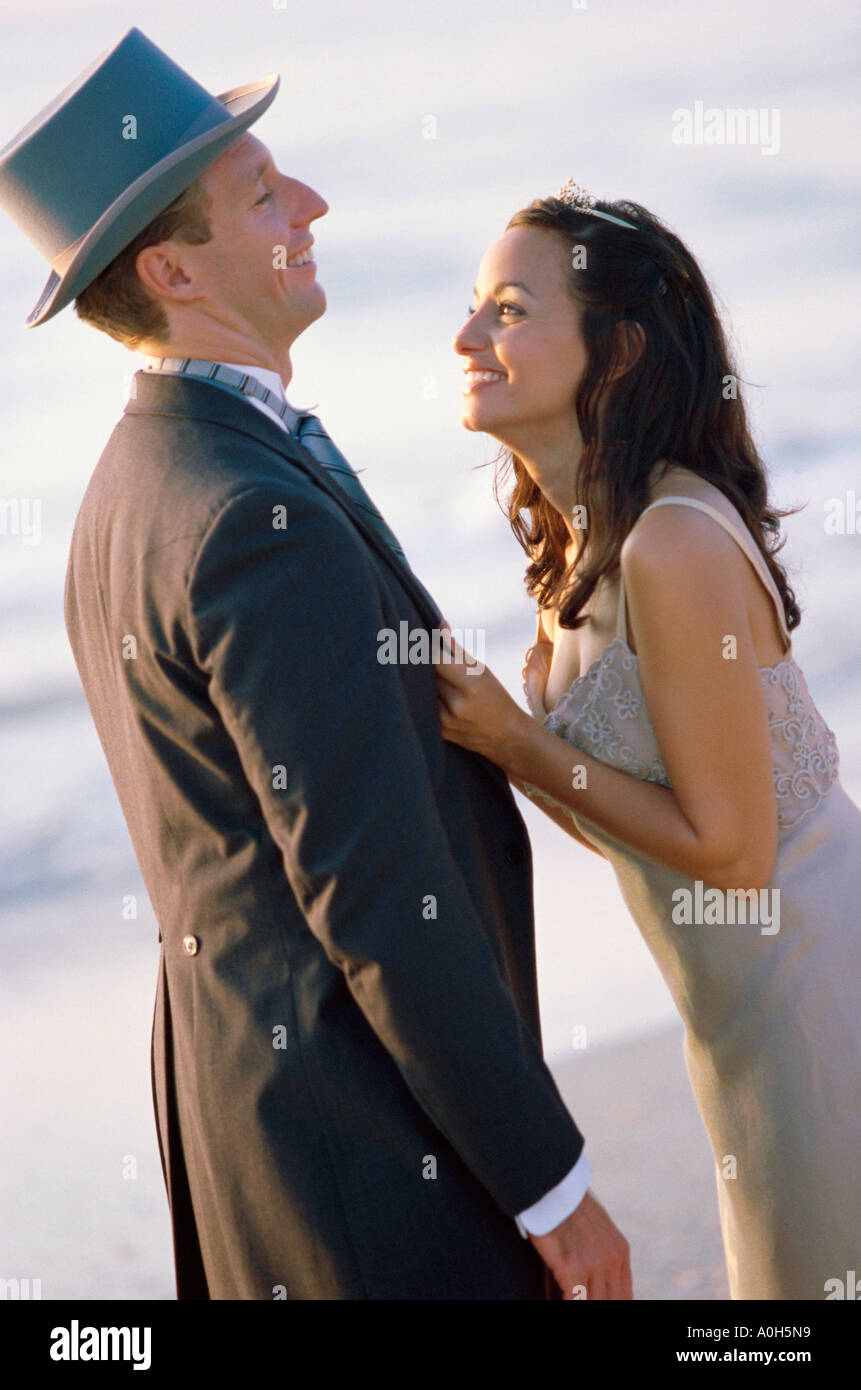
[141,355,287,400]
[139,355,291,433]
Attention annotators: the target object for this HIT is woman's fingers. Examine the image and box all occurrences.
[433,626,481,685]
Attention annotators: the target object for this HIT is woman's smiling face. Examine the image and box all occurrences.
[453,225,588,446]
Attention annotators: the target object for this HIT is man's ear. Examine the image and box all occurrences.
[608,320,646,383]
[135,243,197,304]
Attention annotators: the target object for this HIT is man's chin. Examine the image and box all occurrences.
[296,283,327,327]
[273,289,326,343]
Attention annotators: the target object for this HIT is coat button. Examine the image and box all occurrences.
[182,934,200,956]
[504,842,526,865]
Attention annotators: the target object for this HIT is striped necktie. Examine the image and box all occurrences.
[276,405,442,620]
[290,412,407,563]
[142,357,408,564]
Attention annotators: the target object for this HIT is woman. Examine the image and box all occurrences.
[434,180,861,1300]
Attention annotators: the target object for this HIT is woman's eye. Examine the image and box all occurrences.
[468,300,522,317]
[255,190,272,206]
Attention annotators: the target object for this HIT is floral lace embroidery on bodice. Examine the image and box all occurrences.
[523,635,839,832]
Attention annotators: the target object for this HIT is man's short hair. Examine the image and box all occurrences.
[74,177,213,349]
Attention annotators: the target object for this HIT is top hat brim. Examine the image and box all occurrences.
[26,72,280,327]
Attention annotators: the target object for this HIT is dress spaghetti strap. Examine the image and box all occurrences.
[616,494,792,654]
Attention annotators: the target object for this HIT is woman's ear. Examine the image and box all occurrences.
[608,320,646,382]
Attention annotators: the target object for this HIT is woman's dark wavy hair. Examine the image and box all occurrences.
[494,196,803,634]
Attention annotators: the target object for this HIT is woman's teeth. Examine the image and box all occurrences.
[463,370,506,391]
[286,249,315,267]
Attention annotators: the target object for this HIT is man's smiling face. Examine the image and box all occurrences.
[137,131,329,356]
[193,132,329,342]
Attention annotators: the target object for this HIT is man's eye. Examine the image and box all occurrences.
[255,190,272,206]
[467,303,477,316]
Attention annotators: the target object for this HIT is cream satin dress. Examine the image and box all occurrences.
[522,489,861,1300]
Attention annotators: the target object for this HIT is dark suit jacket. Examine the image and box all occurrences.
[63,370,585,1299]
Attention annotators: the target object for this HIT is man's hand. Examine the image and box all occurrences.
[528,1190,633,1300]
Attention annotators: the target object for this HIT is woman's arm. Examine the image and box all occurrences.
[509,776,607,858]
[436,509,778,891]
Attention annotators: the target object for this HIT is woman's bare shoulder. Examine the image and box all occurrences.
[647,462,744,522]
[622,493,740,578]
[625,464,745,555]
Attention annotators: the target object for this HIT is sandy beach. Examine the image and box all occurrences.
[552,1029,729,1300]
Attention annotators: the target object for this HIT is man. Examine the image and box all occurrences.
[0,27,631,1299]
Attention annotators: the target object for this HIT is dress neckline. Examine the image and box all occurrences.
[528,633,800,724]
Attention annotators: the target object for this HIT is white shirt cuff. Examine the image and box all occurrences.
[514,1151,592,1238]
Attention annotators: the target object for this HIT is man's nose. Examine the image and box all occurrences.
[286,178,328,223]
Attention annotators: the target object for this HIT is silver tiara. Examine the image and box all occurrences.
[555,178,638,230]
[555,178,668,294]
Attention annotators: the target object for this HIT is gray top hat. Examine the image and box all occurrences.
[0,26,279,327]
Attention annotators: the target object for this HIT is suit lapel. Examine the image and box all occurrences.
[126,371,443,628]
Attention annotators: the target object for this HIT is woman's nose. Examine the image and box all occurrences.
[452,314,485,355]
